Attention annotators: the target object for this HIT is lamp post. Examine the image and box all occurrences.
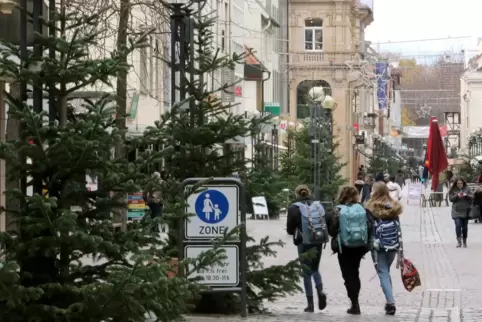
[308,86,335,201]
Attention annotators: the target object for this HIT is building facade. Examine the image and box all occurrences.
[288,0,374,179]
[460,39,482,157]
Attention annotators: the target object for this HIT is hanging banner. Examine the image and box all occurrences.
[376,62,388,110]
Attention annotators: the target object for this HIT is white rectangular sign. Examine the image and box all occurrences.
[185,185,239,239]
[252,196,269,218]
[184,245,239,286]
[407,183,422,204]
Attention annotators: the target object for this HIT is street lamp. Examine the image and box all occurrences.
[308,86,335,201]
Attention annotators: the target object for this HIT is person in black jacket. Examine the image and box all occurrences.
[286,185,327,313]
[361,174,374,203]
[473,186,482,223]
[328,186,372,315]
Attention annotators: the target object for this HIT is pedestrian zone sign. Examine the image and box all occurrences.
[185,185,239,239]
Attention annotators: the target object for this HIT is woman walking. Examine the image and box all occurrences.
[366,182,403,315]
[286,185,327,312]
[449,179,473,247]
[328,186,371,315]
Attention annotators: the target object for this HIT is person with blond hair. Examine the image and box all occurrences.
[366,182,403,316]
[328,186,371,315]
[286,185,328,313]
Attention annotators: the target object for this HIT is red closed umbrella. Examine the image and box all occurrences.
[425,117,448,191]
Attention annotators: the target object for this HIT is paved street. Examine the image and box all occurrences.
[184,185,482,321]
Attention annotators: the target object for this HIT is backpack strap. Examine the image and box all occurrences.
[297,202,317,236]
[395,220,404,269]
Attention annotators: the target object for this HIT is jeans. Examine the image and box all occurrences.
[376,250,396,304]
[297,244,323,296]
[337,246,366,302]
[454,218,468,239]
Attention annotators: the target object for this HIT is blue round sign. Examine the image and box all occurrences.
[194,189,229,224]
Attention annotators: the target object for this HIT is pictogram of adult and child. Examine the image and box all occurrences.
[195,189,229,224]
[202,193,222,221]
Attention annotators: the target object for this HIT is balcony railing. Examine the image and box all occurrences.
[357,0,373,11]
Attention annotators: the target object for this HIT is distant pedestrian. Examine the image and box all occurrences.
[386,176,403,201]
[361,174,374,203]
[445,168,454,188]
[144,171,164,231]
[354,175,365,194]
[328,186,370,315]
[286,185,328,313]
[375,172,385,183]
[395,170,405,188]
[449,179,473,248]
[366,182,403,316]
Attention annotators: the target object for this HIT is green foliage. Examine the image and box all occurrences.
[368,150,403,176]
[152,6,302,314]
[243,160,285,219]
[193,237,303,314]
[0,9,230,322]
[455,155,482,183]
[279,120,346,201]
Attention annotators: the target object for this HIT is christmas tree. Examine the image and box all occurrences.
[152,5,303,314]
[279,119,346,202]
[368,149,403,176]
[0,9,229,321]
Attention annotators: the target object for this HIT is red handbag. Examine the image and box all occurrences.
[400,258,421,292]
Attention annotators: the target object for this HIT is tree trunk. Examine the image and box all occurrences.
[115,0,130,231]
[5,83,21,232]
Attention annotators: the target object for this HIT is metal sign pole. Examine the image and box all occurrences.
[180,177,247,318]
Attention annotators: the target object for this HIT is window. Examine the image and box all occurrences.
[304,18,323,51]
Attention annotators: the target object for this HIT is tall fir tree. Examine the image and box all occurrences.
[279,120,346,202]
[138,3,303,314]
[0,8,230,321]
[368,149,403,176]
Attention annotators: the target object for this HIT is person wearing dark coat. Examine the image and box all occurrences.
[375,173,385,182]
[449,179,473,247]
[361,174,374,203]
[354,174,365,194]
[473,187,482,223]
[286,185,328,313]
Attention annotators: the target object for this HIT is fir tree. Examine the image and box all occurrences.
[243,152,285,219]
[152,4,303,314]
[0,9,227,321]
[368,149,403,176]
[279,119,346,202]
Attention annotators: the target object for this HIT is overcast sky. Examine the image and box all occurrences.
[365,0,481,57]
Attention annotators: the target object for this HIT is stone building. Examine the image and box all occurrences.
[288,0,374,180]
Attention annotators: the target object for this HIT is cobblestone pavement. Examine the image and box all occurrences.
[184,185,482,321]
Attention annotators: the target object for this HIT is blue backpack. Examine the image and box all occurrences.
[374,219,400,251]
[294,201,329,246]
[337,204,368,252]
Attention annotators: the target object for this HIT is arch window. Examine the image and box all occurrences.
[304,18,323,51]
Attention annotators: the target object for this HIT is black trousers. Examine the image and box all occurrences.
[337,246,367,302]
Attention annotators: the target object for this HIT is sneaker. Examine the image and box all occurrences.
[385,303,396,315]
